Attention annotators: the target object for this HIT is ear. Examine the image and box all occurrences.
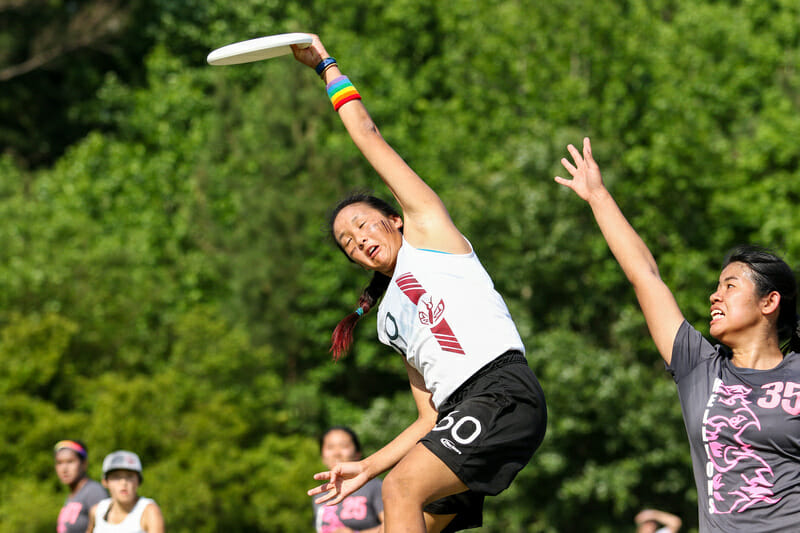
[390,214,403,230]
[101,478,109,489]
[761,290,781,316]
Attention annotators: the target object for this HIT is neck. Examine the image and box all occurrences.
[729,335,784,370]
[114,495,140,514]
[69,475,87,495]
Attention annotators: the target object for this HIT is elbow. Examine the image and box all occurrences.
[418,409,438,430]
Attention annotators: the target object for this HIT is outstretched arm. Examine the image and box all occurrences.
[555,138,684,363]
[292,35,469,254]
[308,360,438,506]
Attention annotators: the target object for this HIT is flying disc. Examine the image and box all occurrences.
[207,33,313,66]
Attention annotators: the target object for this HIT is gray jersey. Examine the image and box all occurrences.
[57,479,108,533]
[312,477,383,532]
[668,321,800,532]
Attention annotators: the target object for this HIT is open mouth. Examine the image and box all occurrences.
[710,309,724,322]
[368,245,378,258]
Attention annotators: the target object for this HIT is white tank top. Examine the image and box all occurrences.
[92,497,154,533]
[377,238,524,408]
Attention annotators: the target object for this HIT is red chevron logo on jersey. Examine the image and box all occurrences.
[396,273,465,355]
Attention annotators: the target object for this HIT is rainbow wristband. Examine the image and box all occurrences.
[327,75,361,111]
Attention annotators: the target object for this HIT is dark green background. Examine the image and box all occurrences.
[2,1,799,531]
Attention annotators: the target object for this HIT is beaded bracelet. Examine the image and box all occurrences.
[326,75,362,111]
[315,57,337,78]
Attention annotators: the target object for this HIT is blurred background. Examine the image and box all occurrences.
[2,0,799,531]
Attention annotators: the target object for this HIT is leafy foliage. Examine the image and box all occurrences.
[2,0,800,531]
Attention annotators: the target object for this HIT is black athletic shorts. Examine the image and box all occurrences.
[421,350,547,531]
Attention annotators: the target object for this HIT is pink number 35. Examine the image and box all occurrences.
[758,382,800,415]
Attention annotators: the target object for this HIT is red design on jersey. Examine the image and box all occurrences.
[396,273,465,355]
[397,273,425,304]
[431,320,465,354]
[419,297,445,325]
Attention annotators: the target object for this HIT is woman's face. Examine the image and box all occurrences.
[321,429,361,470]
[709,261,772,344]
[54,449,86,486]
[103,470,140,506]
[332,203,403,275]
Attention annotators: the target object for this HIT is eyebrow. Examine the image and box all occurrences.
[337,215,360,243]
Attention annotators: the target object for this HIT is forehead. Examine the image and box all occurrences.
[333,203,385,241]
[323,429,355,446]
[719,261,754,282]
[55,449,83,462]
[334,202,381,225]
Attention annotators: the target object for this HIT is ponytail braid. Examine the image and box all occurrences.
[786,314,800,354]
[330,271,392,361]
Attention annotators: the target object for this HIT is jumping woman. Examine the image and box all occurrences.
[293,35,547,533]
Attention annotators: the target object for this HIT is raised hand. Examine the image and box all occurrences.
[554,137,605,202]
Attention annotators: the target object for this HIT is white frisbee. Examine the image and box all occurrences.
[207,33,312,66]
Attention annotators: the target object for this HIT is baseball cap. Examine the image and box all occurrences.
[102,450,143,476]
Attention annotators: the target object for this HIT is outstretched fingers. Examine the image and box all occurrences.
[307,471,348,506]
[553,137,601,201]
[306,472,341,505]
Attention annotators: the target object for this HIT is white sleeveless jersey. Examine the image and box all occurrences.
[377,238,524,408]
[92,497,155,533]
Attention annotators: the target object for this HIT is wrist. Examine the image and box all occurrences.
[326,74,361,111]
[359,457,377,480]
[588,186,613,206]
[321,65,342,84]
[315,57,337,78]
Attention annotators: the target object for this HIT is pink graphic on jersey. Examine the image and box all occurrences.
[340,496,368,520]
[57,502,83,533]
[396,273,465,355]
[319,505,346,533]
[703,382,780,514]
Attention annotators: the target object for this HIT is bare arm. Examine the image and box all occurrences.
[292,35,468,254]
[85,504,97,533]
[308,360,438,505]
[141,501,165,533]
[555,138,684,363]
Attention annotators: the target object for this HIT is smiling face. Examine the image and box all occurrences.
[709,262,773,345]
[103,470,140,506]
[320,429,361,470]
[332,202,404,275]
[54,449,86,487]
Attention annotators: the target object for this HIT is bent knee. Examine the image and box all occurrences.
[382,468,424,506]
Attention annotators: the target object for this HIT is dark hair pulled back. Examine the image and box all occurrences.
[328,193,400,360]
[319,426,362,454]
[723,245,800,353]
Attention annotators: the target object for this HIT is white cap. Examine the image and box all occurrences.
[102,450,142,475]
